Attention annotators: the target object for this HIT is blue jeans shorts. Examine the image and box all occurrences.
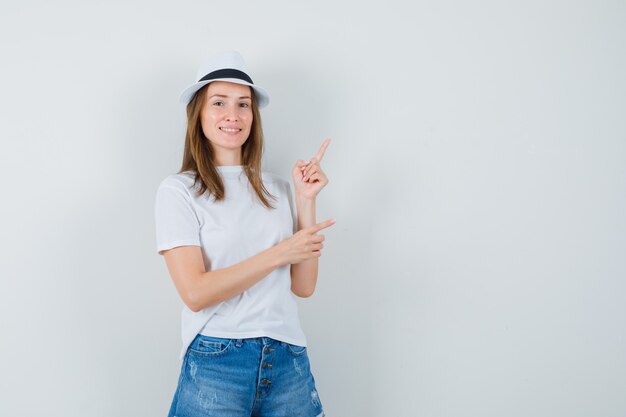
[168,334,325,417]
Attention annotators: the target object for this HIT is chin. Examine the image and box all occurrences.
[215,140,247,151]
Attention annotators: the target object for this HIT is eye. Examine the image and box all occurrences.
[239,102,250,108]
[213,101,224,107]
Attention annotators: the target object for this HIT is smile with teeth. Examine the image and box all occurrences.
[219,127,241,133]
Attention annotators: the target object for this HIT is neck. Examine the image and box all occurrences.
[214,150,242,166]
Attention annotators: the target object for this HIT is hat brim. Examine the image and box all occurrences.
[179,78,270,108]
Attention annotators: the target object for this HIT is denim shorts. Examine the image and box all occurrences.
[168,334,325,417]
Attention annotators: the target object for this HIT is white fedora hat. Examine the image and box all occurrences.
[179,50,270,108]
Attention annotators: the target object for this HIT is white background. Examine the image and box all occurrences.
[1,1,625,416]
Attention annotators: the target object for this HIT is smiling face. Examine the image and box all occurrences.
[200,81,253,165]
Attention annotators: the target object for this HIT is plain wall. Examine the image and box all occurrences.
[1,1,625,416]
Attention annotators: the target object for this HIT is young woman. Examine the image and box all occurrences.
[155,51,333,417]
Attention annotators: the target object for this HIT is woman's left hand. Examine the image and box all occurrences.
[292,139,331,200]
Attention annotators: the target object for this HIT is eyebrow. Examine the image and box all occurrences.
[209,94,252,100]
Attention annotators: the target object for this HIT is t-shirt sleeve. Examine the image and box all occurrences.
[154,180,201,255]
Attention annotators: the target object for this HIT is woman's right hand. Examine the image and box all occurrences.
[276,219,336,265]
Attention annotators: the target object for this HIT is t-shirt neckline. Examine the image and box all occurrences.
[216,165,243,173]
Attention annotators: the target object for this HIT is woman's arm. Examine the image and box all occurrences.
[163,244,284,312]
[162,219,333,312]
[289,139,332,298]
[290,196,319,297]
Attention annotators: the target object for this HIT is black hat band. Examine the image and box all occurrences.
[198,68,253,84]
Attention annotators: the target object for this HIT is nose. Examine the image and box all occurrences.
[225,104,239,121]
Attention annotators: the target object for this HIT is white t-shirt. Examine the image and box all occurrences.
[154,166,307,359]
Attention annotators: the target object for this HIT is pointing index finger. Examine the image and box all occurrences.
[313,138,331,163]
[309,218,336,234]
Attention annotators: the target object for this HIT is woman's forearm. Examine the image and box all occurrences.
[290,196,319,297]
[184,245,286,312]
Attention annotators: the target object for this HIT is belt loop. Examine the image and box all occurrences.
[234,339,243,348]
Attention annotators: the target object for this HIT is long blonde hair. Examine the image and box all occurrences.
[179,84,277,209]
